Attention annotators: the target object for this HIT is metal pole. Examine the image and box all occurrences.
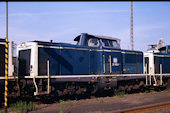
[103,55,105,73]
[130,1,134,50]
[6,2,8,39]
[149,74,152,85]
[146,64,148,85]
[33,77,38,96]
[153,75,157,86]
[109,55,112,73]
[5,1,8,113]
[160,64,162,85]
[47,60,50,94]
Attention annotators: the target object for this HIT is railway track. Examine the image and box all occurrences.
[0,89,169,113]
[118,102,170,113]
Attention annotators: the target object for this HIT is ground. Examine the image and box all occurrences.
[27,90,170,113]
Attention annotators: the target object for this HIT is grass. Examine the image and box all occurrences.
[114,90,125,98]
[10,101,36,113]
[65,100,73,106]
[59,100,64,113]
[145,89,150,93]
[166,85,170,92]
[97,98,104,103]
[59,100,74,113]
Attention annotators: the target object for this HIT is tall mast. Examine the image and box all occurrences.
[130,1,134,50]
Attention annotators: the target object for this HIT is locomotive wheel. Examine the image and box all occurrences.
[133,84,139,90]
[127,85,132,92]
[91,84,98,95]
[118,85,125,92]
[124,85,128,91]
[139,81,144,87]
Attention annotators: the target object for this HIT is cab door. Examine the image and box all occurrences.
[103,51,122,74]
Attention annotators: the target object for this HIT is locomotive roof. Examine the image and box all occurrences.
[31,40,74,46]
[33,40,58,45]
[74,33,120,41]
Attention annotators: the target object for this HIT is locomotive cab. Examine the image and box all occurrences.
[159,45,170,55]
[144,45,170,74]
[74,33,120,49]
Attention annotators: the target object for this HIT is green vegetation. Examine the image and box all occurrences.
[59,100,73,113]
[65,100,73,106]
[97,98,104,103]
[145,89,150,93]
[114,90,125,98]
[10,101,36,113]
[59,100,64,113]
[166,85,170,92]
[0,110,4,113]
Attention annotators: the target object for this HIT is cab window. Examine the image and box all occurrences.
[102,39,110,47]
[113,40,120,48]
[102,39,120,48]
[159,47,167,54]
[108,40,113,47]
[88,38,99,47]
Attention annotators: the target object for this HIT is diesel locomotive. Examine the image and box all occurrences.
[16,33,144,96]
[0,33,170,96]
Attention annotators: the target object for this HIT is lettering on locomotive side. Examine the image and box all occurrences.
[112,57,120,66]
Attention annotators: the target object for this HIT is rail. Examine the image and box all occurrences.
[118,102,170,113]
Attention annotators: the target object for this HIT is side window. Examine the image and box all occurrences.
[113,41,120,48]
[109,40,113,47]
[88,38,99,47]
[102,39,120,48]
[102,39,110,47]
[160,50,166,54]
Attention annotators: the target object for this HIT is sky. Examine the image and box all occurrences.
[0,1,170,53]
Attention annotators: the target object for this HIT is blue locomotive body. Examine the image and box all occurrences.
[155,45,170,74]
[16,33,147,96]
[18,33,143,77]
